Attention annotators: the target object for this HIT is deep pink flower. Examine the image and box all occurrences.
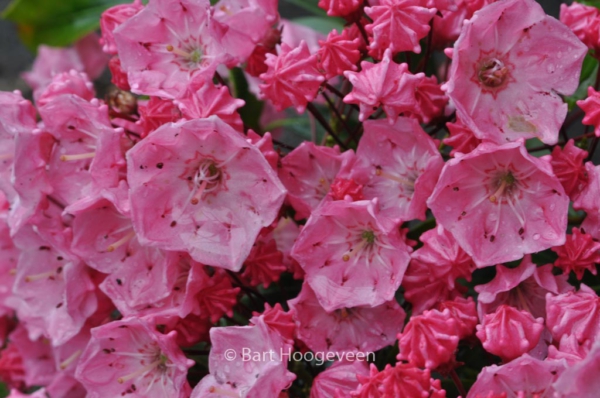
[546,284,600,343]
[549,139,589,199]
[444,0,587,145]
[100,0,144,55]
[317,29,361,79]
[241,237,286,288]
[475,255,572,319]
[553,342,600,397]
[397,308,459,369]
[476,305,544,362]
[428,142,568,267]
[259,42,325,112]
[347,117,443,222]
[365,0,436,58]
[126,117,285,270]
[278,142,352,220]
[351,363,446,398]
[318,0,362,17]
[436,297,478,339]
[560,2,599,42]
[328,177,364,202]
[175,80,245,132]
[137,97,182,138]
[443,118,481,157]
[0,344,25,390]
[344,49,422,122]
[552,227,600,280]
[114,0,226,98]
[547,334,592,365]
[578,87,600,137]
[289,283,405,354]
[250,303,296,347]
[467,354,565,398]
[311,360,370,398]
[194,269,240,323]
[291,199,412,311]
[409,75,448,124]
[75,319,193,397]
[8,325,56,387]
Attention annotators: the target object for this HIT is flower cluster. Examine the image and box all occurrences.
[0,0,600,397]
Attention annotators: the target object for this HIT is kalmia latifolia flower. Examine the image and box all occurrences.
[428,142,568,267]
[552,227,600,280]
[317,29,361,79]
[126,116,286,270]
[75,319,193,397]
[444,0,586,144]
[311,360,369,398]
[578,87,600,137]
[291,199,411,311]
[549,139,589,199]
[546,284,600,343]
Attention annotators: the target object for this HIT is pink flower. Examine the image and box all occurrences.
[278,142,352,220]
[444,0,587,145]
[317,29,361,79]
[100,0,144,55]
[364,0,436,57]
[436,296,478,339]
[311,360,370,398]
[547,334,592,365]
[553,341,600,397]
[250,303,296,346]
[289,282,406,354]
[241,238,286,288]
[7,325,56,387]
[126,117,286,271]
[347,117,443,222]
[578,87,600,137]
[475,255,572,319]
[559,2,599,42]
[138,97,182,138]
[552,227,600,280]
[476,305,544,362]
[344,49,422,122]
[546,284,600,343]
[351,363,446,398]
[467,354,565,398]
[205,317,296,397]
[410,75,448,124]
[291,199,412,311]
[259,42,325,112]
[427,142,568,267]
[443,118,481,157]
[318,0,363,17]
[328,178,364,202]
[549,139,589,199]
[175,81,245,132]
[397,308,459,369]
[0,344,25,390]
[194,269,240,323]
[36,70,95,107]
[75,319,193,398]
[114,0,226,98]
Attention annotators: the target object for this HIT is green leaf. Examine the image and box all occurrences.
[282,0,326,16]
[2,0,129,51]
[229,67,264,132]
[566,53,599,110]
[580,0,600,8]
[292,16,345,35]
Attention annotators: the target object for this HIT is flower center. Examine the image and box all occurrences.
[478,58,509,88]
[489,172,517,203]
[342,230,376,262]
[167,42,204,69]
[190,161,223,205]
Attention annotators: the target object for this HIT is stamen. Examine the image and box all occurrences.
[208,386,239,397]
[60,350,82,370]
[60,152,96,161]
[107,230,136,252]
[489,180,507,203]
[191,179,208,205]
[375,168,415,187]
[25,270,57,282]
[166,45,192,59]
[117,359,161,384]
[342,238,369,262]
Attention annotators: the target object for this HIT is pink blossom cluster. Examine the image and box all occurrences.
[0,0,600,397]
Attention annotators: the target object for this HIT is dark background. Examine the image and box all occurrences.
[0,0,567,93]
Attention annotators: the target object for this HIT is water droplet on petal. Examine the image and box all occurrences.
[532,233,540,241]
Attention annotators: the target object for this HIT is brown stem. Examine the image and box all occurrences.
[322,91,357,143]
[450,369,467,398]
[306,103,348,149]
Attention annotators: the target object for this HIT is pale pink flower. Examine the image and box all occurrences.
[75,319,193,398]
[36,70,95,107]
[546,284,600,343]
[311,360,370,398]
[475,255,572,319]
[467,354,565,398]
[206,317,296,397]
[397,308,459,369]
[549,139,589,199]
[8,325,56,387]
[427,142,568,267]
[577,87,600,137]
[476,305,544,362]
[344,49,422,122]
[250,303,296,347]
[126,117,286,271]
[552,227,600,280]
[547,334,592,365]
[317,29,361,79]
[114,0,226,98]
[348,117,443,222]
[444,0,587,145]
[573,162,600,222]
[175,81,245,132]
[259,41,325,113]
[278,142,352,220]
[246,130,279,170]
[100,0,144,55]
[291,199,412,311]
[289,283,405,354]
[553,341,600,397]
[365,0,436,57]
